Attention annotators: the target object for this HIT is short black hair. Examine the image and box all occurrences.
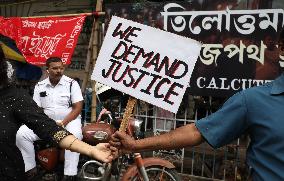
[279,29,284,73]
[46,57,62,68]
[278,28,284,43]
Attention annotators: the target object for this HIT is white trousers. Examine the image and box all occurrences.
[16,119,83,176]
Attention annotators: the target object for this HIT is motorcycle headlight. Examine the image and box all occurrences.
[132,119,143,138]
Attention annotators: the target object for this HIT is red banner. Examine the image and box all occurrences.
[0,15,86,65]
[0,17,21,41]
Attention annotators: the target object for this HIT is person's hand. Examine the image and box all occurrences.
[90,143,114,163]
[55,120,64,127]
[110,131,136,154]
[109,145,119,159]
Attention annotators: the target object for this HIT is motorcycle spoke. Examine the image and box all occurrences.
[137,176,144,181]
[158,167,166,181]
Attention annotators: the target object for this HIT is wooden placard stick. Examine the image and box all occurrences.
[119,97,137,132]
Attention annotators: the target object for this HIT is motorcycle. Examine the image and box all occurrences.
[30,140,65,181]
[29,110,181,181]
[78,111,181,181]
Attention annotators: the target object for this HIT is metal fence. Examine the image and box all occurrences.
[83,93,249,181]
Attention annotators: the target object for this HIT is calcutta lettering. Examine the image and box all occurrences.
[196,77,272,91]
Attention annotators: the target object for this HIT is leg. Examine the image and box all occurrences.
[64,119,83,176]
[16,125,40,172]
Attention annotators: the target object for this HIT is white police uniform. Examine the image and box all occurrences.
[16,75,83,176]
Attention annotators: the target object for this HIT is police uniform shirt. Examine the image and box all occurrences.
[33,75,83,121]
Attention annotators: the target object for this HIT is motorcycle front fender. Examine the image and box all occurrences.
[121,157,175,181]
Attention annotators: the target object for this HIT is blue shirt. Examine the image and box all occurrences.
[196,73,284,181]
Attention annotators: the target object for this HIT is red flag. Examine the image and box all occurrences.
[16,15,86,65]
[0,17,21,41]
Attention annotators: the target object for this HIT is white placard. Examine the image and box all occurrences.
[92,16,201,113]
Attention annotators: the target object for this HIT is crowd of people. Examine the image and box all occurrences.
[1,24,284,181]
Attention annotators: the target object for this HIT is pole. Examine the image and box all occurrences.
[90,0,103,122]
[21,11,105,18]
[81,24,94,94]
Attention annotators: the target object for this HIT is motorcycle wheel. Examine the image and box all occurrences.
[132,166,181,181]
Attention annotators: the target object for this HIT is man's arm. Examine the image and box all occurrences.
[111,123,204,153]
[136,123,203,151]
[60,80,84,127]
[61,101,83,126]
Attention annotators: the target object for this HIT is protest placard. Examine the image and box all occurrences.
[91,16,201,113]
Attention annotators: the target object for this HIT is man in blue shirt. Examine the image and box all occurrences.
[110,30,284,180]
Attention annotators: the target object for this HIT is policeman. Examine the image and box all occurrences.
[16,57,83,181]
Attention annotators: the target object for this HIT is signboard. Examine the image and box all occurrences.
[92,16,201,113]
